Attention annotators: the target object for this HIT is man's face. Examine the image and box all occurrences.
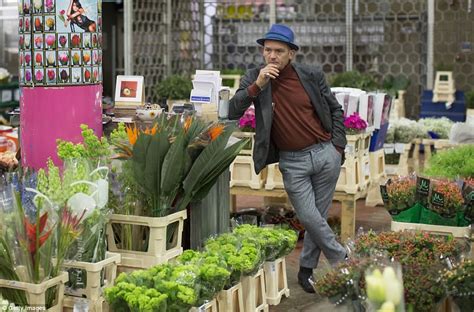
[262,40,295,70]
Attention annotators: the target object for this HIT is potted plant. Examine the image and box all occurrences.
[155,74,193,111]
[382,175,418,220]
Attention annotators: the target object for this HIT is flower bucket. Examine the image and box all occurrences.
[62,252,121,304]
[106,210,187,271]
[0,272,68,312]
[216,282,244,312]
[63,296,107,312]
[263,257,289,305]
[240,268,268,312]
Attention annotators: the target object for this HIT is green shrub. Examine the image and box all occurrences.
[156,75,192,100]
[423,144,474,179]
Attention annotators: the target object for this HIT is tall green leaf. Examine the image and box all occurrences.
[192,138,248,201]
[132,134,152,193]
[181,127,232,195]
[160,129,187,203]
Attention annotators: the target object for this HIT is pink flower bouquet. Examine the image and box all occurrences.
[344,112,368,135]
[238,106,256,132]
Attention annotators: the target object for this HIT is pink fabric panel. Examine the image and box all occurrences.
[20,85,102,169]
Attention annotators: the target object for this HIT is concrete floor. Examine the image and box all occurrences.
[234,195,392,312]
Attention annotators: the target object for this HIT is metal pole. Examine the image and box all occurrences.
[199,0,205,68]
[345,0,353,71]
[270,0,276,25]
[427,0,435,89]
[124,0,133,75]
[166,0,172,76]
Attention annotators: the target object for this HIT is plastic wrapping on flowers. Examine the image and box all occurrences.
[312,258,369,308]
[232,224,298,262]
[104,268,168,312]
[442,259,474,312]
[176,249,230,305]
[204,232,263,287]
[365,262,405,312]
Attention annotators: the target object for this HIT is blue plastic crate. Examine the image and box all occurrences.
[420,90,466,122]
[369,122,389,152]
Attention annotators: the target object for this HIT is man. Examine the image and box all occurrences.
[228,24,347,293]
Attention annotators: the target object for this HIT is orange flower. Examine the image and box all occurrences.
[209,124,225,141]
[143,124,158,136]
[184,116,192,133]
[126,124,139,145]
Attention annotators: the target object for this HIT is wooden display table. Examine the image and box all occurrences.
[230,186,366,241]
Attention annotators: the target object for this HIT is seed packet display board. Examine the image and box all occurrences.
[18,0,103,86]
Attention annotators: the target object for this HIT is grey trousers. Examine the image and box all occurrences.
[279,141,346,268]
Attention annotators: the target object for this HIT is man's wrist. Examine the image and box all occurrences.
[247,82,262,97]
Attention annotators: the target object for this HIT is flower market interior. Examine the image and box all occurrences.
[0,0,473,311]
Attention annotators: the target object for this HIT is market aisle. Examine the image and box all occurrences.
[234,195,392,311]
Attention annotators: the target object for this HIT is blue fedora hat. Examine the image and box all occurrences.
[256,24,299,51]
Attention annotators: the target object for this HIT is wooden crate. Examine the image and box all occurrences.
[230,155,265,190]
[0,272,68,312]
[63,252,121,303]
[106,210,187,271]
[241,269,268,312]
[263,258,289,306]
[233,131,255,156]
[216,283,244,312]
[336,155,367,194]
[189,298,218,312]
[391,221,471,238]
[264,163,284,190]
[369,149,386,182]
[345,133,363,156]
[385,143,411,177]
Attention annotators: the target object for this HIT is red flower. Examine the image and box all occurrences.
[23,212,52,254]
[60,9,65,15]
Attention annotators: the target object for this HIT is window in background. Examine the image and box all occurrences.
[0,0,19,77]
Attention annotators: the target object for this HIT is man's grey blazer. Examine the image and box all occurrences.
[228,63,347,174]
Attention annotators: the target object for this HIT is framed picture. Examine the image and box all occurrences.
[114,75,144,106]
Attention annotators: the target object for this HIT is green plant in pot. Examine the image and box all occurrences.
[155,75,193,110]
[382,74,410,98]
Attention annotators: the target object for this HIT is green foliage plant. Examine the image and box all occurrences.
[155,75,193,100]
[329,70,379,90]
[382,74,410,98]
[423,145,474,179]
